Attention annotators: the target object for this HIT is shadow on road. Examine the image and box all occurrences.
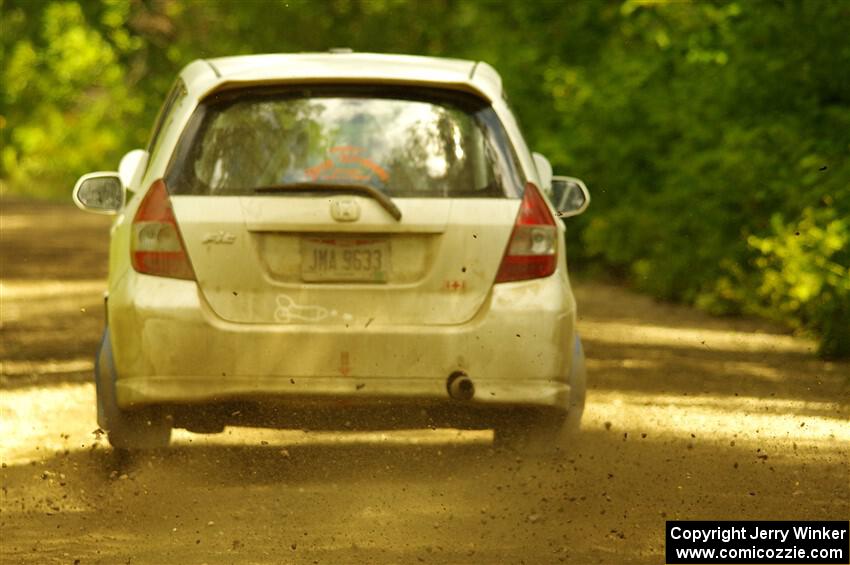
[584,338,850,411]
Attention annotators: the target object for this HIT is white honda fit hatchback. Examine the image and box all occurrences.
[72,52,590,453]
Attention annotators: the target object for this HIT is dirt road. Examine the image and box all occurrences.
[1,199,848,564]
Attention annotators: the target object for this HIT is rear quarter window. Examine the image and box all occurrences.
[146,79,188,162]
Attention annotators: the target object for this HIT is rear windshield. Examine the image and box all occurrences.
[167,86,524,198]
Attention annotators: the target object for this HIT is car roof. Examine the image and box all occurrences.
[179,52,504,103]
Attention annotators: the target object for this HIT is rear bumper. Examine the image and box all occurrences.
[108,271,578,413]
[116,375,570,409]
[117,377,571,432]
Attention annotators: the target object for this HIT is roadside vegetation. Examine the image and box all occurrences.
[2,0,848,357]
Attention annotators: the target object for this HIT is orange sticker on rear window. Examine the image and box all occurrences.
[305,146,390,185]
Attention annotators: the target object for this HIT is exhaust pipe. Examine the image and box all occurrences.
[447,371,475,401]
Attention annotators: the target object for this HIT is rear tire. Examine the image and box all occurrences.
[493,335,587,456]
[493,410,569,456]
[95,330,172,451]
[564,334,587,434]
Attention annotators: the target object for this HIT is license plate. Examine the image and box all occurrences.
[301,237,390,282]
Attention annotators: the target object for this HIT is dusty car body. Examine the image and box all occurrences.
[72,52,590,453]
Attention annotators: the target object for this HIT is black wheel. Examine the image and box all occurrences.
[494,336,587,456]
[493,410,569,456]
[95,330,172,450]
[563,335,587,434]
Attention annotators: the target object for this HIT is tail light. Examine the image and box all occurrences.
[131,179,195,280]
[494,182,558,283]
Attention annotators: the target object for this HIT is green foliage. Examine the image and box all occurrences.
[527,0,850,357]
[747,208,850,358]
[1,0,848,356]
[1,1,144,196]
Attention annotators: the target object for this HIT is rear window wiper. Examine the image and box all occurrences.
[253,182,402,221]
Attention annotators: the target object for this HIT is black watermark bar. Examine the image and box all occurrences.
[666,521,849,564]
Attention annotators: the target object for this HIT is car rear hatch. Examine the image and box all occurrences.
[163,85,526,326]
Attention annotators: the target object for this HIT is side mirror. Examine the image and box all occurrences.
[72,172,125,215]
[118,149,149,189]
[532,152,553,197]
[552,176,590,218]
